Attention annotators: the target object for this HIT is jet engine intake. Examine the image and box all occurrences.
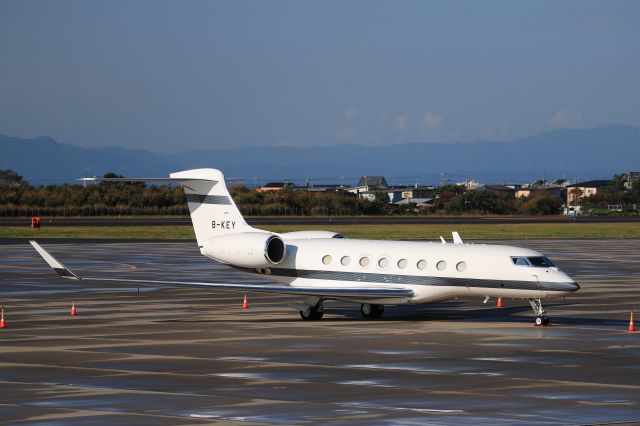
[201,232,286,268]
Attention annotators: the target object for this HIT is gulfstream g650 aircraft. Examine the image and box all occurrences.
[31,168,579,325]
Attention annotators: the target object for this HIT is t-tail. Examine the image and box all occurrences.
[169,169,256,246]
[80,169,285,267]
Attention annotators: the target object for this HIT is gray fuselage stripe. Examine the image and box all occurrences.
[242,267,577,292]
[186,194,231,205]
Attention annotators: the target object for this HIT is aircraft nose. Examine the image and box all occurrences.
[560,271,579,291]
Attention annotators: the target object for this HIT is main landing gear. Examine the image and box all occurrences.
[298,302,385,320]
[529,298,550,326]
[300,302,324,321]
[361,304,384,319]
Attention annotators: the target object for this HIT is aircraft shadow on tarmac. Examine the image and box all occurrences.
[156,301,629,327]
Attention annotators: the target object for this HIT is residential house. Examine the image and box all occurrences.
[395,197,433,208]
[515,185,563,199]
[624,172,640,189]
[477,184,516,197]
[387,185,435,204]
[256,182,296,192]
[565,180,610,206]
[347,175,389,201]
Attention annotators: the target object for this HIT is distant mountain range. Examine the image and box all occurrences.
[2,124,639,185]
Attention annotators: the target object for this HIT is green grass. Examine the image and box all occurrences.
[0,226,196,239]
[264,223,640,239]
[1,222,639,240]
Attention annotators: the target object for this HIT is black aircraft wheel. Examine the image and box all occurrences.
[371,304,384,318]
[300,304,324,321]
[535,315,550,326]
[300,310,324,320]
[361,304,384,319]
[361,303,373,316]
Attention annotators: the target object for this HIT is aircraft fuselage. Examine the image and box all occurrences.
[221,238,579,305]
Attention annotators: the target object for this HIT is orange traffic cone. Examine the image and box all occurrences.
[242,294,249,309]
[497,297,503,308]
[70,302,77,316]
[0,306,5,328]
[629,311,636,332]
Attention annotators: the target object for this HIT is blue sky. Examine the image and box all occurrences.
[1,0,638,151]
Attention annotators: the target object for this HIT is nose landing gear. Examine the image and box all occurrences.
[529,298,550,326]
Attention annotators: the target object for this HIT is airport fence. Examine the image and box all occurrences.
[0,205,378,218]
[0,205,190,217]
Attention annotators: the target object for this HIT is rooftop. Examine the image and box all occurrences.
[261,182,295,189]
[566,180,610,188]
[395,197,433,205]
[356,176,389,188]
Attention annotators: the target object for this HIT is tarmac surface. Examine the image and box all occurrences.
[0,239,639,425]
[1,215,640,227]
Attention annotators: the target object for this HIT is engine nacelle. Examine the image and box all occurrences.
[279,230,344,240]
[201,232,286,268]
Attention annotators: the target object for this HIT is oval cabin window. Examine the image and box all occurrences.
[456,261,467,272]
[378,257,389,268]
[359,256,370,267]
[341,256,351,266]
[397,259,408,269]
[436,260,447,271]
[322,255,332,265]
[417,259,427,270]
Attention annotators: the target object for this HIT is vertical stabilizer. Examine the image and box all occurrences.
[170,169,256,245]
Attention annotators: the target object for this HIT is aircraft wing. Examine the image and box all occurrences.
[30,241,414,300]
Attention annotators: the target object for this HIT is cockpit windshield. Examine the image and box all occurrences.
[511,256,556,268]
[511,257,529,266]
[527,257,555,267]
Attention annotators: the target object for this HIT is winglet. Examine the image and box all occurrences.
[452,231,464,244]
[29,241,81,280]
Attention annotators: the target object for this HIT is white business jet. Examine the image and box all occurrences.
[31,168,579,326]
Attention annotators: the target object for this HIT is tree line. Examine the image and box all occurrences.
[578,175,640,215]
[0,170,390,217]
[431,184,563,215]
[1,169,637,217]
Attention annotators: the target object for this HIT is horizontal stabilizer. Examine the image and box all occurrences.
[79,177,216,183]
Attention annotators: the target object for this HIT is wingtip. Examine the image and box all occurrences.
[30,240,81,280]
